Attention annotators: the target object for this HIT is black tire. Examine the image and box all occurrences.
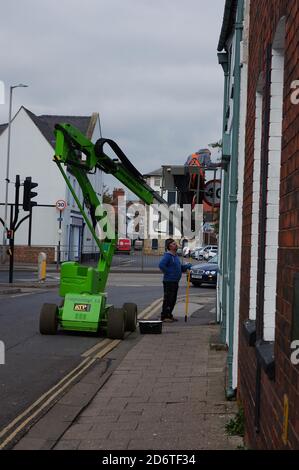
[192,282,202,287]
[123,303,137,332]
[40,303,58,335]
[107,307,125,339]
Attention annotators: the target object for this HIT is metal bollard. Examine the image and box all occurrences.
[38,252,47,283]
[0,340,5,365]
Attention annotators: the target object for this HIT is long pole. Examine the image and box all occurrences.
[58,210,62,265]
[4,87,13,227]
[2,87,13,257]
[2,84,28,260]
[9,175,20,283]
[185,270,191,322]
[9,205,14,283]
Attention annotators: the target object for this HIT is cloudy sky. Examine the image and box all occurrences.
[0,0,225,176]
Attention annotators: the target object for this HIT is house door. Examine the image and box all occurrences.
[69,225,81,261]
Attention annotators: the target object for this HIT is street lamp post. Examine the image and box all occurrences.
[2,84,28,257]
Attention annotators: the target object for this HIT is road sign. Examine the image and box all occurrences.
[203,180,221,207]
[56,199,67,211]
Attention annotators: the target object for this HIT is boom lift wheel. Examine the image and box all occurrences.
[40,303,58,335]
[107,306,125,340]
[123,303,137,332]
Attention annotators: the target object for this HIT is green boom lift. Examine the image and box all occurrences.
[39,123,167,339]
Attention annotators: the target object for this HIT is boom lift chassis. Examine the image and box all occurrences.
[40,123,165,339]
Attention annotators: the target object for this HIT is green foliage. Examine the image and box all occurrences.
[102,184,113,204]
[208,139,222,149]
[225,407,245,437]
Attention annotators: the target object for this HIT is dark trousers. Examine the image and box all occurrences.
[161,281,179,319]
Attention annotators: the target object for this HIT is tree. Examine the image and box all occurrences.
[102,185,113,204]
[209,139,222,162]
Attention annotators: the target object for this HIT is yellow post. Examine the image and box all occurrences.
[282,394,289,445]
[185,270,191,322]
[38,252,47,283]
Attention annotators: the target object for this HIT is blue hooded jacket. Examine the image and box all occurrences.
[159,252,192,282]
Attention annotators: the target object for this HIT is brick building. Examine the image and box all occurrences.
[236,0,299,449]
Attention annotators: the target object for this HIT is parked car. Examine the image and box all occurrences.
[194,245,218,261]
[116,238,131,254]
[177,246,183,256]
[183,246,191,257]
[134,240,143,251]
[203,247,218,260]
[190,247,204,260]
[190,254,219,287]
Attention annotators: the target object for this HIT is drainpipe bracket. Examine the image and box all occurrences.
[255,340,275,381]
[243,319,256,347]
[221,154,231,163]
[229,194,238,204]
[226,387,237,401]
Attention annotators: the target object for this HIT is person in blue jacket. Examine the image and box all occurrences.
[159,238,192,322]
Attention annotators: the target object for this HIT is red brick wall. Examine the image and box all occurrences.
[238,0,299,449]
[13,246,55,264]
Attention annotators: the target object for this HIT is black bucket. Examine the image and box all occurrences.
[138,320,162,334]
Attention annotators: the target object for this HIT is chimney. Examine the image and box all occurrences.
[112,188,125,208]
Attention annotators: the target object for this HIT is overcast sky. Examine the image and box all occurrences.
[0,0,225,176]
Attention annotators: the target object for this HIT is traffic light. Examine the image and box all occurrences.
[6,229,13,239]
[23,177,38,211]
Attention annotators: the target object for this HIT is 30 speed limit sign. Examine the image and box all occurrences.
[56,199,67,211]
[203,180,221,207]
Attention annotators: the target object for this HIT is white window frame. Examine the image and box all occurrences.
[263,17,285,341]
[249,87,263,320]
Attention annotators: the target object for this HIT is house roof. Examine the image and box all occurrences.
[217,0,238,51]
[0,107,98,147]
[25,108,98,147]
[143,168,162,177]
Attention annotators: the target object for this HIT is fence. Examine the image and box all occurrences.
[1,244,199,272]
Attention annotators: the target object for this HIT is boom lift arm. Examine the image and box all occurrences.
[39,123,168,339]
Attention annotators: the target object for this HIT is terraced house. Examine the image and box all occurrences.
[217,0,299,449]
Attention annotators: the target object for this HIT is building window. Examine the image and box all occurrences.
[167,191,176,205]
[152,239,158,250]
[263,17,285,341]
[72,178,76,207]
[154,177,161,187]
[67,176,71,206]
[249,86,263,321]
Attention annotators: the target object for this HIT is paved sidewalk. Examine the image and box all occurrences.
[13,295,243,451]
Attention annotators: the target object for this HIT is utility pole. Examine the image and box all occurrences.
[8,175,20,283]
[2,84,28,262]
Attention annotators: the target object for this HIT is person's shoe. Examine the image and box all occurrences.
[169,315,178,322]
[162,317,174,323]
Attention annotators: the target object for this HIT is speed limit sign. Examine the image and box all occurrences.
[203,180,221,207]
[56,199,67,211]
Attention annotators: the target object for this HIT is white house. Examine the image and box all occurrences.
[0,107,103,263]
